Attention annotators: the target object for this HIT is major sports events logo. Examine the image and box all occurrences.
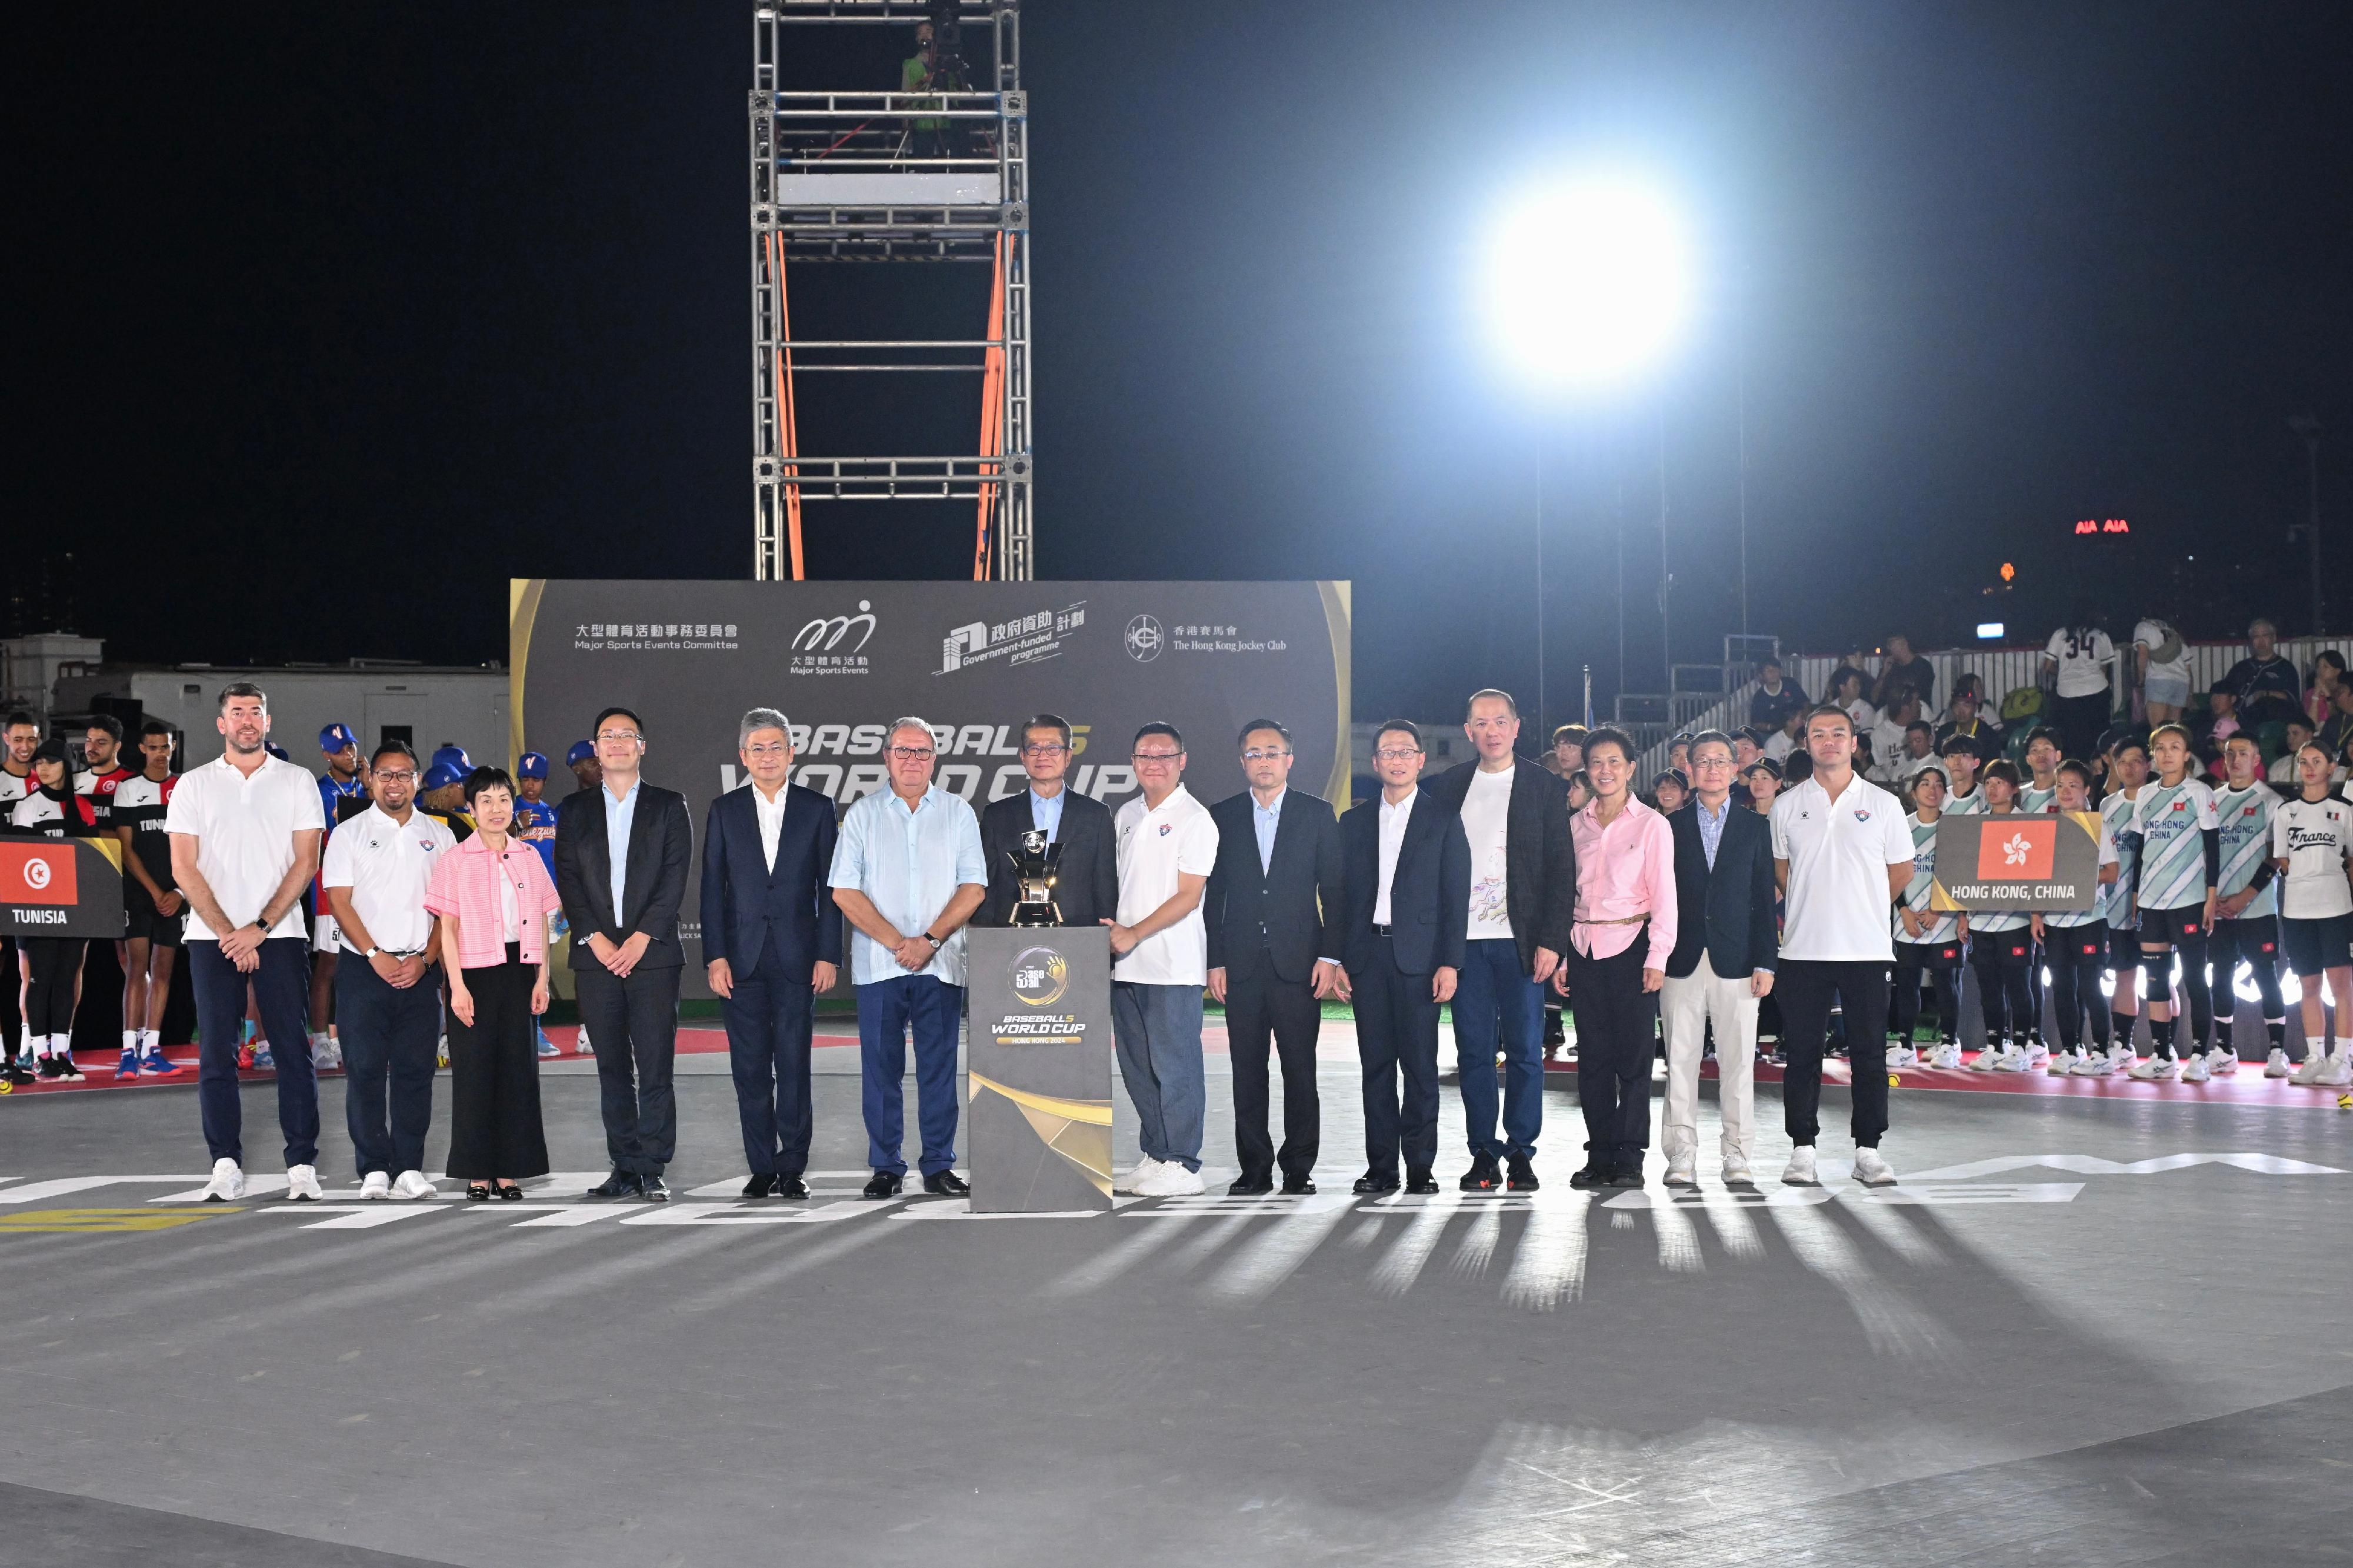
[791,600,876,678]
[1011,946,1069,1007]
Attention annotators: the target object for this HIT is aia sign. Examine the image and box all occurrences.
[2073,518,2131,535]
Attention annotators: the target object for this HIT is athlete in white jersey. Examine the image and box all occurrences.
[2032,760,2121,1074]
[2272,741,2353,1086]
[2122,725,2220,1080]
[2085,736,2152,1074]
[1892,767,1965,1068]
[1941,739,1988,818]
[2018,728,2064,814]
[2208,735,2286,1074]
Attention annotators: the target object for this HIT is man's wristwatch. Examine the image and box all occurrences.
[924,932,945,950]
[362,946,381,960]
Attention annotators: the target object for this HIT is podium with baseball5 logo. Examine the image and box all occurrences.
[1,838,126,940]
[964,926,1115,1213]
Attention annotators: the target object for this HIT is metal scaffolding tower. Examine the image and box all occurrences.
[749,1,1032,581]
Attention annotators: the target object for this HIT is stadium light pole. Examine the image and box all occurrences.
[1485,174,1695,733]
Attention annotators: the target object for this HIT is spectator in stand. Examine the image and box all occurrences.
[1665,736,1693,780]
[1935,680,2004,760]
[2133,615,2192,725]
[1543,725,1587,779]
[2306,650,2348,731]
[1872,634,1936,714]
[2042,606,2117,762]
[2272,718,2318,786]
[2193,689,2242,764]
[1651,770,1689,814]
[2219,618,2304,744]
[1826,650,1873,709]
[1763,707,1805,764]
[1882,719,1938,792]
[1748,657,1808,733]
[1828,667,1879,738]
[1741,758,1781,815]
[1781,749,1814,788]
[1867,695,1923,783]
[2317,680,2353,761]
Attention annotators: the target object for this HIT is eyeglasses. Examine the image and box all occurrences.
[1020,742,1068,756]
[742,743,789,758]
[888,746,936,760]
[372,769,416,783]
[1132,750,1183,763]
[596,729,641,744]
[1374,748,1421,762]
[1240,748,1290,763]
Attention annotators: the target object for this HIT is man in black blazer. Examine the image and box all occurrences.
[1203,719,1345,1196]
[975,713,1118,929]
[554,704,694,1200]
[1425,689,1577,1192]
[1338,721,1469,1195]
[701,708,844,1200]
[1658,730,1778,1189]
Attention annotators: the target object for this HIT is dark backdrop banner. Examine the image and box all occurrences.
[511,580,1350,996]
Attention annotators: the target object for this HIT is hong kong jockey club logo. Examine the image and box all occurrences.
[1011,947,1069,1007]
[1124,614,1164,663]
[793,601,877,653]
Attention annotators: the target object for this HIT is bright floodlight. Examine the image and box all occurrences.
[1488,177,1693,388]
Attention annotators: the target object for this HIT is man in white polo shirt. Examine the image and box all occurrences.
[165,682,329,1202]
[322,740,456,1201]
[1768,704,1917,1188]
[1110,722,1221,1197]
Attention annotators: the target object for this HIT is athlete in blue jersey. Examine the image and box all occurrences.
[309,721,368,1071]
[514,749,565,1058]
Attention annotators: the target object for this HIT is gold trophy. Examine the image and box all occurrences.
[1008,828,1064,927]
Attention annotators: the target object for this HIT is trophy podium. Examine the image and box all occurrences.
[964,832,1115,1212]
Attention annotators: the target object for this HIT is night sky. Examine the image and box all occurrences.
[19,2,2350,729]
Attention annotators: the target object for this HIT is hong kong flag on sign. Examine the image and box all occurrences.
[0,842,78,904]
[1976,819,2057,881]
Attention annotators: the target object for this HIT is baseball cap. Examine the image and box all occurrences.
[518,750,549,780]
[430,745,471,773]
[422,760,466,792]
[566,740,596,766]
[264,741,291,760]
[319,722,358,755]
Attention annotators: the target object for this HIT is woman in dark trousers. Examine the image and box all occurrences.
[424,768,562,1198]
[6,740,104,1084]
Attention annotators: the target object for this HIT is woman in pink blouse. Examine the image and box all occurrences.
[424,768,563,1199]
[1554,728,1677,1192]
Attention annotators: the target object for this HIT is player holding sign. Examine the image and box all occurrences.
[2032,761,2121,1076]
[2121,725,2221,1082]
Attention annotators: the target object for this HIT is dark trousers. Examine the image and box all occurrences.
[2052,690,2110,766]
[2209,915,2284,1031]
[1225,963,1321,1182]
[1777,958,1891,1149]
[1353,936,1441,1179]
[20,938,85,1036]
[1892,952,1958,1042]
[1452,937,1547,1161]
[575,962,681,1176]
[1970,941,2035,1043]
[724,930,816,1177]
[2045,921,2112,1051]
[190,936,316,1167]
[857,973,963,1177]
[336,955,442,1178]
[446,952,549,1180]
[1566,938,1652,1169]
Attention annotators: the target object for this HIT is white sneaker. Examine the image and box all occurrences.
[310,1035,342,1070]
[2264,1048,2292,1078]
[284,1164,325,1202]
[1663,1157,1698,1188]
[2179,1055,2211,1083]
[436,1036,450,1069]
[199,1157,245,1203]
[1994,1045,2031,1072]
[2288,1050,2327,1085]
[574,1024,594,1056]
[2045,1049,2078,1076]
[2207,1047,2239,1075]
[1887,1043,1919,1069]
[1720,1155,1756,1186]
[391,1170,437,1200]
[1968,1043,2005,1072]
[1852,1146,1897,1187]
[1928,1042,1963,1070]
[1117,1155,1165,1194]
[358,1170,392,1201]
[2314,1053,2353,1088]
[2023,1044,2052,1071]
[1782,1146,1820,1186]
[2072,1048,2121,1075]
[2106,1042,2139,1072]
[1135,1161,1205,1197]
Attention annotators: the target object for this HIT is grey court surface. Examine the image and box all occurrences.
[2,1050,2347,1568]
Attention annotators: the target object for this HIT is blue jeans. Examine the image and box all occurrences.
[189,937,316,1168]
[1111,981,1206,1172]
[856,974,963,1177]
[1451,938,1547,1160]
[335,955,442,1179]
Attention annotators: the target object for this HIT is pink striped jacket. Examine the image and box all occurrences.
[422,833,564,970]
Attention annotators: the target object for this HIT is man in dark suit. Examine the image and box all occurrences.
[1659,729,1778,1188]
[975,713,1117,929]
[554,705,693,1200]
[701,708,843,1200]
[1203,719,1345,1196]
[1425,689,1577,1192]
[1338,720,1469,1196]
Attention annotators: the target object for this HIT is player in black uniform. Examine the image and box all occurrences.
[6,740,106,1083]
[110,720,188,1079]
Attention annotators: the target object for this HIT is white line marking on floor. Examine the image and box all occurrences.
[1901,1152,2345,1180]
[616,1199,896,1226]
[3,1176,205,1205]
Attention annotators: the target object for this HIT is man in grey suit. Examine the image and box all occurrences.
[976,713,1118,929]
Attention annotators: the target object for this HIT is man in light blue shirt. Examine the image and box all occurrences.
[829,716,986,1199]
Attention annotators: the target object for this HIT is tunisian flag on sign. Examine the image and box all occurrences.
[1975,818,2057,882]
[1,842,78,904]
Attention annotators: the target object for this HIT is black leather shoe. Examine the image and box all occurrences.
[1405,1167,1440,1195]
[496,1182,524,1200]
[922,1170,970,1197]
[741,1173,776,1198]
[863,1170,904,1199]
[1351,1169,1399,1196]
[1506,1153,1539,1192]
[638,1175,670,1202]
[1459,1152,1501,1192]
[1568,1160,1611,1190]
[774,1175,811,1200]
[1227,1172,1275,1196]
[585,1170,639,1199]
[1607,1165,1645,1188]
[1279,1175,1317,1196]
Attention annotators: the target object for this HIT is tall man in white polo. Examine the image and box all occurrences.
[830,718,986,1199]
[166,682,328,1202]
[322,740,455,1200]
[1109,722,1221,1198]
[1768,704,1917,1188]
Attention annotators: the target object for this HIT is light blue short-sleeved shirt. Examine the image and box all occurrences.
[828,783,986,986]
